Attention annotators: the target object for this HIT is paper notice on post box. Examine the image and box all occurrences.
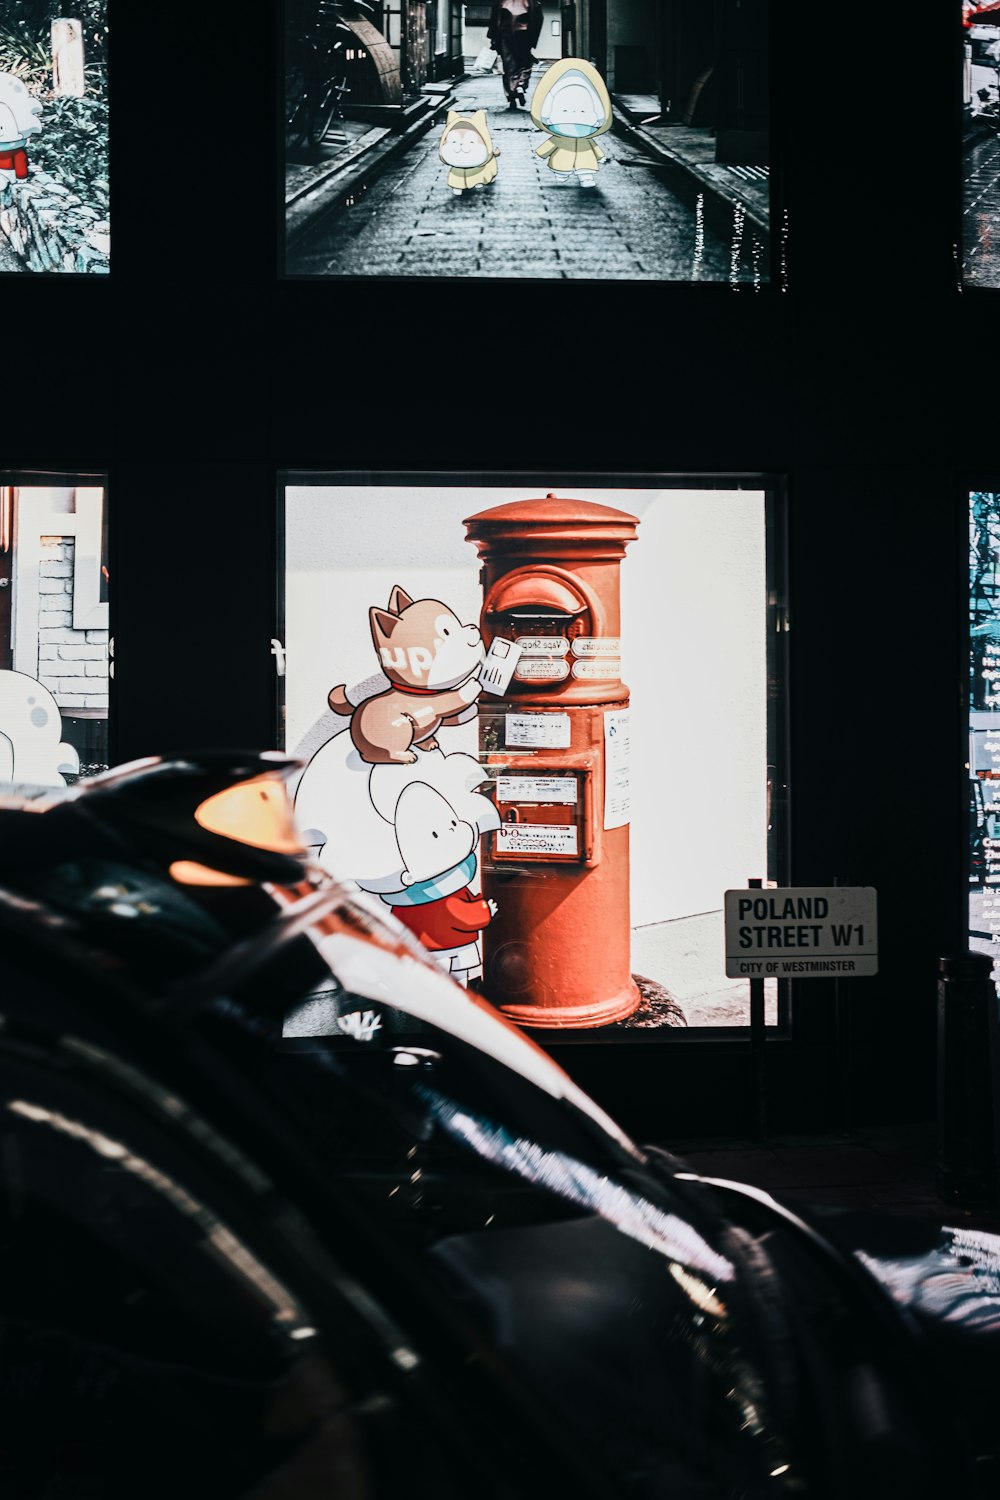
[496,774,578,804]
[603,708,631,829]
[479,637,523,696]
[505,713,571,749]
[496,823,579,856]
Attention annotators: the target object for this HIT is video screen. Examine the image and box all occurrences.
[962,3,1000,287]
[0,2,108,275]
[283,0,773,284]
[279,473,786,1037]
[0,478,109,788]
[969,491,1000,969]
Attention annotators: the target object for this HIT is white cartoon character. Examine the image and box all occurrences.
[0,670,79,787]
[438,110,500,195]
[530,57,612,187]
[382,779,498,985]
[0,74,43,183]
[294,723,500,987]
[327,587,484,766]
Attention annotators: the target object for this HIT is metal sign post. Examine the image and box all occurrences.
[748,876,767,1139]
[724,883,879,1141]
[834,874,852,1135]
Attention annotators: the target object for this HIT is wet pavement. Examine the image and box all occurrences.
[962,126,1000,287]
[287,65,767,282]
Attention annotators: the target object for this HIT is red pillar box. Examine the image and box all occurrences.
[463,495,640,1028]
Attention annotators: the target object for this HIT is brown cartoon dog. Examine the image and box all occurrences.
[329,587,484,766]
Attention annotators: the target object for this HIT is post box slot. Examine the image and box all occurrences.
[490,611,589,675]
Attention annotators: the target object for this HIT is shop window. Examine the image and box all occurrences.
[968,489,1000,969]
[0,477,110,789]
[277,472,788,1037]
[282,0,774,285]
[961,1,1000,288]
[0,3,109,277]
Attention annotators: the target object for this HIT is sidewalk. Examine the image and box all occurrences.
[285,82,458,249]
[669,1120,1000,1230]
[612,93,770,255]
[963,124,1000,287]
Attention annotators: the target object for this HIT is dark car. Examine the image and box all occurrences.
[0,753,994,1498]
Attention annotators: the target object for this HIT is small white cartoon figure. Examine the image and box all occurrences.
[294,726,500,986]
[439,110,500,195]
[530,58,612,187]
[328,586,484,766]
[383,779,497,986]
[0,74,43,183]
[0,670,79,787]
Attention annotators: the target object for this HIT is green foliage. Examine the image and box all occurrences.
[3,1,107,42]
[0,3,108,94]
[0,22,51,89]
[28,93,109,197]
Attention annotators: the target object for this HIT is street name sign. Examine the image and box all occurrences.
[724,887,878,978]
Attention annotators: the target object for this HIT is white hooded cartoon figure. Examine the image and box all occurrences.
[384,779,498,985]
[0,73,43,182]
[530,57,612,186]
[294,721,500,986]
[0,670,79,787]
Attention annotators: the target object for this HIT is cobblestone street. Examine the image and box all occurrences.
[963,129,1000,287]
[288,66,767,282]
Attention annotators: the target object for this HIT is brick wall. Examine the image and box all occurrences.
[34,537,109,713]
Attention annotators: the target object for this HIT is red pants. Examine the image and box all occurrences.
[0,149,28,179]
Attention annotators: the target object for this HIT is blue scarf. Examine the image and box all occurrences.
[381,850,478,908]
[548,122,599,137]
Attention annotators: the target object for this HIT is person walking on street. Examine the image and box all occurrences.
[487,0,542,109]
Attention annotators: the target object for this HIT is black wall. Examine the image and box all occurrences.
[8,6,979,1139]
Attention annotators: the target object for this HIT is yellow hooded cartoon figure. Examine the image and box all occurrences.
[530,57,612,186]
[439,110,500,195]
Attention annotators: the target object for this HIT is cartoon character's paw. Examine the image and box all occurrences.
[459,676,482,704]
[452,187,462,195]
[577,170,597,188]
[421,735,440,751]
[487,898,498,918]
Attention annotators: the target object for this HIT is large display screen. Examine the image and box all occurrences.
[969,490,1000,968]
[962,3,1000,287]
[279,473,787,1037]
[0,2,109,276]
[0,477,110,787]
[283,0,773,285]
